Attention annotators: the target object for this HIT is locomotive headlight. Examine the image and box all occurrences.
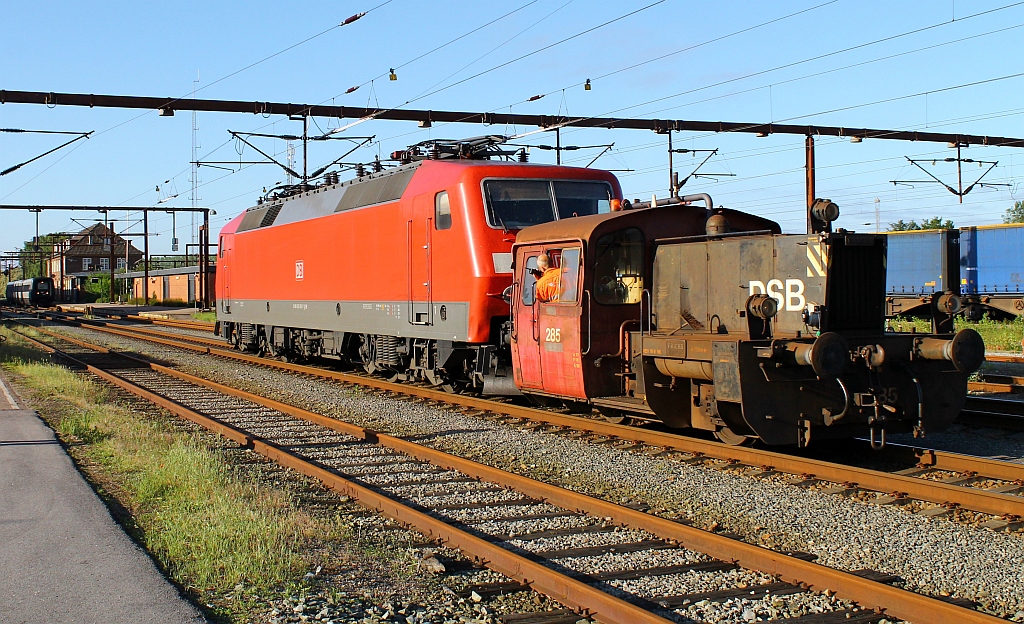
[810,198,840,223]
[746,294,777,319]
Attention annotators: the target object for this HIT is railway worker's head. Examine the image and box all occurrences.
[537,254,551,271]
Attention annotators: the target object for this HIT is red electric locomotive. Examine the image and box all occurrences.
[216,138,620,393]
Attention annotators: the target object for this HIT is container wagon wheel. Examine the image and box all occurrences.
[713,425,755,446]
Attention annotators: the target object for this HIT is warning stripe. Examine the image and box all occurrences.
[806,242,826,277]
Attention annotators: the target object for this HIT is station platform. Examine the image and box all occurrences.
[52,302,202,321]
[0,370,205,623]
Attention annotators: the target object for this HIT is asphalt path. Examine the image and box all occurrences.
[0,370,205,624]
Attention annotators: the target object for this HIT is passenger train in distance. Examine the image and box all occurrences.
[5,277,55,307]
[217,136,984,447]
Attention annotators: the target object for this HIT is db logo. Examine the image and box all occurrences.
[749,279,806,311]
[295,261,304,281]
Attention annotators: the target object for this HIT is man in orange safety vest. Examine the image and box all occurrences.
[534,254,562,302]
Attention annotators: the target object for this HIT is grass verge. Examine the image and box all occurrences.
[192,311,217,323]
[0,325,358,620]
[888,316,1024,353]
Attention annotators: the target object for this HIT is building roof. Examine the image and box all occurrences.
[118,265,215,279]
[65,223,142,257]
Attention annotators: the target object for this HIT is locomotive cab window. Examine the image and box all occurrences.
[553,181,612,218]
[435,191,452,230]
[594,228,645,305]
[484,179,614,229]
[521,255,539,306]
[545,248,581,304]
[485,180,554,229]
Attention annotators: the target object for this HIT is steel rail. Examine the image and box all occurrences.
[5,326,672,624]
[3,322,1007,624]
[125,315,214,331]
[26,312,1024,520]
[984,354,1024,364]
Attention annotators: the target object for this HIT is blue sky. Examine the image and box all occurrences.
[2,0,1023,255]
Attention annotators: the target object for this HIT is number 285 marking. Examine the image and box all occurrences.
[544,328,562,343]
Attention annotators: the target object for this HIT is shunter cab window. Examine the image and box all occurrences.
[435,191,452,230]
[521,249,581,305]
[521,256,539,306]
[594,228,645,305]
[485,180,613,230]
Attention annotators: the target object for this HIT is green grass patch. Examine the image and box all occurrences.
[888,316,1024,353]
[192,311,217,323]
[0,330,351,614]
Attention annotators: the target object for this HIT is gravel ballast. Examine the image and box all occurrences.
[39,322,1024,619]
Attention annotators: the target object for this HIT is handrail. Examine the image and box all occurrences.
[581,290,592,355]
[641,288,653,335]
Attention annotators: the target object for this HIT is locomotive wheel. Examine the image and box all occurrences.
[713,425,755,446]
[597,407,627,424]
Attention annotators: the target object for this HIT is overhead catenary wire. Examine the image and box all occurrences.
[373,0,1024,148]
[115,2,1024,221]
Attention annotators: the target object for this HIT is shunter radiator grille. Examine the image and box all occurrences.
[826,236,886,331]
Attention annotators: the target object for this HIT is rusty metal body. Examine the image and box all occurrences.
[508,203,984,446]
[640,230,978,445]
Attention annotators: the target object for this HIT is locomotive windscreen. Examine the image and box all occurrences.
[484,180,612,229]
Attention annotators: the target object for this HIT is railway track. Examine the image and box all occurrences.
[959,395,1024,432]
[14,310,1024,528]
[2,321,1005,624]
[48,306,216,332]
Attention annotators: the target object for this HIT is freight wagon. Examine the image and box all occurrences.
[886,224,1024,320]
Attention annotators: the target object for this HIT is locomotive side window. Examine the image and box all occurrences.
[594,228,645,305]
[521,255,539,305]
[553,181,612,218]
[555,247,581,304]
[435,191,452,230]
[484,180,554,229]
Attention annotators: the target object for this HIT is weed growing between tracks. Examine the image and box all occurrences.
[0,326,452,622]
[889,316,1024,352]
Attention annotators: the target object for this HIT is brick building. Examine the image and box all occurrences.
[46,224,143,300]
[120,265,216,305]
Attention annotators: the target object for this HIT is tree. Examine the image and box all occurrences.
[889,219,917,231]
[18,232,72,279]
[917,216,955,230]
[1003,200,1024,224]
[888,216,954,231]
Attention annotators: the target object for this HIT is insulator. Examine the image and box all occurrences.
[518,149,528,163]
[356,164,366,177]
